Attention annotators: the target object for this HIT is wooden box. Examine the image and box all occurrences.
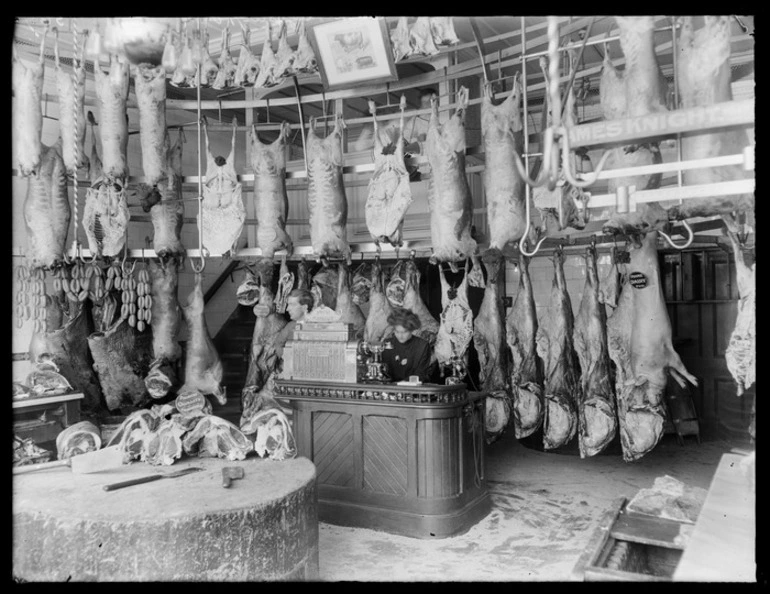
[274,380,491,539]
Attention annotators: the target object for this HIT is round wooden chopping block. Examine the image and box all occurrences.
[13,456,318,581]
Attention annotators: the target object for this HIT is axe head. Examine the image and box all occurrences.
[221,466,245,488]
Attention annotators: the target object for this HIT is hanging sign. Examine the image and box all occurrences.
[629,271,648,289]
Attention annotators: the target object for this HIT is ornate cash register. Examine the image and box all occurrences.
[276,307,491,539]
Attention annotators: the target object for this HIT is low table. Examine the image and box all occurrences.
[13,392,84,444]
[275,379,491,539]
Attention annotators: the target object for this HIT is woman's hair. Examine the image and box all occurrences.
[387,308,422,332]
[288,288,314,311]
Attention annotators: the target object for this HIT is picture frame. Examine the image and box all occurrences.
[308,17,398,91]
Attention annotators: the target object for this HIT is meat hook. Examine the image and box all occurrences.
[518,179,547,257]
[659,220,694,250]
[560,129,611,188]
[512,127,556,188]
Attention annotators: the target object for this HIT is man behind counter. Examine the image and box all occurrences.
[382,308,433,383]
[274,288,315,358]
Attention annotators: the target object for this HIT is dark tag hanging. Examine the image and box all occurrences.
[629,271,647,289]
[615,251,631,264]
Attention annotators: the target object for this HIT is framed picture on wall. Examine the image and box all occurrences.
[308,17,398,91]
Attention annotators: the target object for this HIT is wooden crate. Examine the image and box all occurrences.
[275,380,491,539]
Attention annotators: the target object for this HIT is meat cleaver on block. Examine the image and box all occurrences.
[12,445,125,475]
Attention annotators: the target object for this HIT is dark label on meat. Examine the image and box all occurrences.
[629,272,647,288]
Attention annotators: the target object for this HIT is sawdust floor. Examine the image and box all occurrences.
[316,431,743,582]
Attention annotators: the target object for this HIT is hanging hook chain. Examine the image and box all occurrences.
[659,220,695,250]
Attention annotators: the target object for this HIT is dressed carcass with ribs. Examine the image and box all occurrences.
[482,75,528,250]
[410,17,439,56]
[506,256,544,439]
[293,19,317,73]
[601,17,670,236]
[251,120,293,258]
[181,273,226,405]
[434,262,474,372]
[573,245,617,457]
[56,421,102,461]
[23,144,71,270]
[94,55,130,185]
[723,219,755,396]
[107,409,162,461]
[335,261,366,339]
[82,122,130,258]
[13,28,46,177]
[363,259,395,344]
[255,22,279,88]
[54,34,88,173]
[306,116,350,259]
[234,26,260,86]
[536,248,580,450]
[182,414,253,461]
[669,16,753,221]
[365,97,413,247]
[199,119,245,256]
[472,252,512,443]
[401,259,439,346]
[429,17,460,46]
[144,258,182,400]
[425,86,477,263]
[149,129,185,263]
[212,26,238,89]
[607,231,698,462]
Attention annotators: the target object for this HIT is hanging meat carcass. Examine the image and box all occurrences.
[297,258,311,291]
[335,261,366,339]
[199,118,245,257]
[409,17,439,56]
[351,261,372,305]
[192,28,219,88]
[54,31,88,173]
[600,17,670,236]
[306,115,351,259]
[234,25,260,86]
[274,256,294,314]
[13,27,46,177]
[536,248,580,450]
[668,16,753,222]
[391,17,411,61]
[599,246,622,311]
[472,252,512,443]
[236,265,261,307]
[82,120,130,258]
[170,25,197,88]
[149,129,185,264]
[573,245,617,457]
[607,231,698,462]
[182,415,253,461]
[293,19,317,73]
[274,20,296,79]
[134,63,167,189]
[212,26,237,90]
[429,17,460,46]
[365,97,413,247]
[401,259,439,347]
[250,120,293,258]
[28,301,104,413]
[56,421,102,460]
[144,258,182,400]
[506,256,544,439]
[722,219,755,396]
[434,262,473,375]
[243,259,288,403]
[482,75,529,250]
[23,144,71,270]
[425,86,477,264]
[255,21,279,88]
[94,55,130,186]
[364,258,395,344]
[386,260,407,308]
[181,272,226,405]
[311,264,339,310]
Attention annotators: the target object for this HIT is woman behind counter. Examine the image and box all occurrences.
[382,308,434,383]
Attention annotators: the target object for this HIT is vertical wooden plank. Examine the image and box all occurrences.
[425,418,433,498]
[406,410,418,498]
[244,86,257,249]
[353,408,364,489]
[682,252,694,301]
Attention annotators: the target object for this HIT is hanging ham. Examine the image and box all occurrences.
[669,16,753,221]
[23,144,71,270]
[599,246,622,311]
[472,252,512,443]
[306,115,350,259]
[506,256,544,439]
[335,261,366,339]
[311,264,339,310]
[365,97,413,247]
[212,26,237,90]
[192,29,219,88]
[250,120,293,258]
[274,20,296,79]
[607,231,698,462]
[363,259,394,344]
[149,129,185,264]
[94,55,130,185]
[429,17,460,46]
[409,17,439,56]
[54,33,88,173]
[274,256,294,314]
[199,118,245,256]
[293,19,317,73]
[401,259,439,347]
[600,17,669,236]
[482,75,528,250]
[536,248,580,450]
[351,261,372,305]
[573,245,617,457]
[391,17,411,61]
[181,272,226,405]
[426,86,477,264]
[144,258,182,400]
[434,262,473,374]
[234,25,260,86]
[13,28,46,177]
[255,22,278,88]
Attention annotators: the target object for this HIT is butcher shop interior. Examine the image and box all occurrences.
[11,15,757,582]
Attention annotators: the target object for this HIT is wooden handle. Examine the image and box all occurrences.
[13,459,70,475]
[103,474,163,492]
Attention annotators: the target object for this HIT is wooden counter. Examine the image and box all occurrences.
[673,452,756,582]
[275,379,491,539]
